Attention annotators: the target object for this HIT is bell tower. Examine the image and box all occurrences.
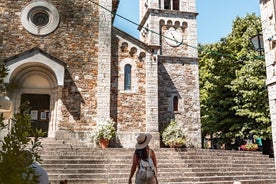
[139,0,202,148]
[139,0,198,57]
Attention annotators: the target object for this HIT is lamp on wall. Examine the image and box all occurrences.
[250,32,264,56]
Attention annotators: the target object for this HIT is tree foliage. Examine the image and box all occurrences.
[199,14,270,146]
[0,103,45,184]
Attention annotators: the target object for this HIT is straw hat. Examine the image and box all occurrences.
[135,133,152,149]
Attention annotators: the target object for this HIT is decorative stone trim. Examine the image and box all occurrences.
[4,48,65,86]
[21,0,60,36]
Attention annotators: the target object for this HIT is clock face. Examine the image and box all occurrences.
[165,30,183,47]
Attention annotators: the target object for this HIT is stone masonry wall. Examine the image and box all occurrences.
[111,31,147,133]
[158,56,201,148]
[260,0,276,168]
[0,0,100,129]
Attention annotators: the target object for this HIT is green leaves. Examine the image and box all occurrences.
[0,103,44,184]
[93,118,116,142]
[161,119,186,146]
[199,14,271,145]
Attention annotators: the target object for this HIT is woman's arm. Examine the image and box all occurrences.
[151,149,158,183]
[151,149,157,171]
[128,152,138,184]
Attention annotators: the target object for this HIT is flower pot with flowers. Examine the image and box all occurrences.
[161,119,186,148]
[93,118,116,148]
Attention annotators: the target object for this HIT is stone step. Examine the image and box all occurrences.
[46,170,275,178]
[40,152,270,159]
[47,179,276,184]
[47,175,276,184]
[41,153,271,163]
[39,140,276,184]
[42,162,274,172]
[41,157,271,165]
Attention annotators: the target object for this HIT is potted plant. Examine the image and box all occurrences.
[161,119,186,148]
[93,118,116,148]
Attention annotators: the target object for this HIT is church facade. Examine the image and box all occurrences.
[0,0,201,148]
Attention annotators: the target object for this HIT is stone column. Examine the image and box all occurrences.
[160,0,164,9]
[97,0,112,122]
[146,50,160,148]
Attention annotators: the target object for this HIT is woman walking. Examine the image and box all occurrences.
[128,133,158,184]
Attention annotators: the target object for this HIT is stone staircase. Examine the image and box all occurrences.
[39,138,276,184]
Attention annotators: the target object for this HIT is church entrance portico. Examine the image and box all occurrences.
[3,48,66,138]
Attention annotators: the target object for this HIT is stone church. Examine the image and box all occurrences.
[0,0,201,148]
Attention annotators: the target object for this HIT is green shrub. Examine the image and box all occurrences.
[161,119,186,147]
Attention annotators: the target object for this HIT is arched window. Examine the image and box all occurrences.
[124,64,131,90]
[173,0,179,10]
[173,96,178,111]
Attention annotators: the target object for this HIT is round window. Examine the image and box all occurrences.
[21,1,59,36]
[30,9,50,27]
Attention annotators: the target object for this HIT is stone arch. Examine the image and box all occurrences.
[160,19,165,26]
[175,21,180,28]
[10,63,57,89]
[129,47,138,57]
[167,20,173,26]
[139,52,146,62]
[8,62,59,138]
[121,42,129,52]
[182,22,188,28]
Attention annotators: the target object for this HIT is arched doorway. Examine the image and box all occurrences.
[4,48,66,138]
[9,64,59,138]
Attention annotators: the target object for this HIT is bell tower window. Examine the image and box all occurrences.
[164,0,170,9]
[173,0,179,10]
[164,0,179,10]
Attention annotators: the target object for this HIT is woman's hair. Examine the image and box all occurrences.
[135,146,148,160]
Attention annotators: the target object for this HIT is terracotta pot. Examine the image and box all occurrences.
[169,143,184,148]
[99,139,109,148]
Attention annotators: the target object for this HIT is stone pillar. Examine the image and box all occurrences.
[161,0,165,9]
[146,50,160,148]
[97,0,112,122]
[149,16,160,46]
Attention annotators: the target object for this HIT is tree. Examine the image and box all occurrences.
[0,63,45,183]
[229,58,270,138]
[199,14,270,147]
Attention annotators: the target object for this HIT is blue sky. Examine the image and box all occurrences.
[113,0,260,44]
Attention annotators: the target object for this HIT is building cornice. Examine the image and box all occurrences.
[138,8,198,31]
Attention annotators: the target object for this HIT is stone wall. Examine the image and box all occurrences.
[260,0,276,168]
[158,56,201,148]
[0,0,200,148]
[111,27,161,148]
[111,29,148,133]
[0,0,100,130]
